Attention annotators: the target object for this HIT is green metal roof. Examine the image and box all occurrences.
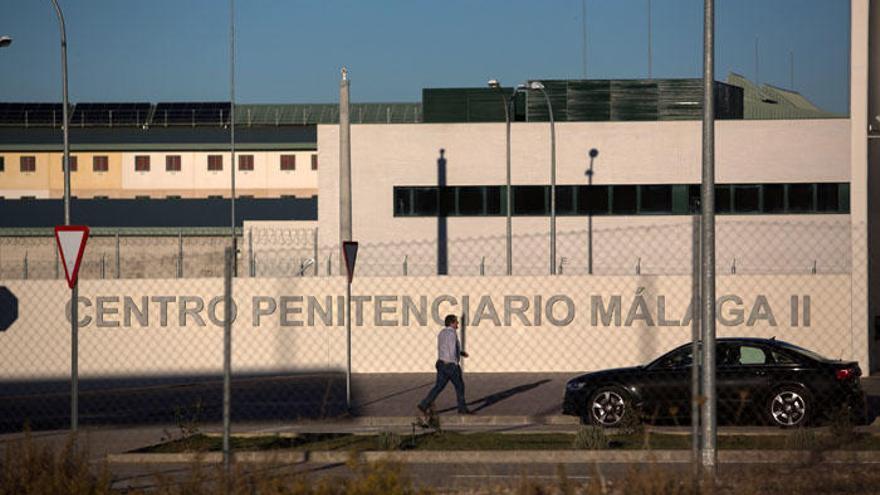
[727,73,843,120]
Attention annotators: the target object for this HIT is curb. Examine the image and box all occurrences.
[287,415,579,428]
[106,449,880,465]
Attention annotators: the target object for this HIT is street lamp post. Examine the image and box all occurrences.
[488,79,514,276]
[525,81,557,275]
[49,0,75,432]
[586,148,598,275]
[488,80,530,276]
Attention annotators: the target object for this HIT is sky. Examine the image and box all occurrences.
[0,0,851,114]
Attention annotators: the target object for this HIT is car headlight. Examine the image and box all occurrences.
[566,381,586,391]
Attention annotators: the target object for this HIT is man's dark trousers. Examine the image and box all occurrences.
[419,360,467,413]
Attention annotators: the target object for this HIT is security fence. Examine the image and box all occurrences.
[0,247,868,478]
[0,219,872,461]
[0,217,853,280]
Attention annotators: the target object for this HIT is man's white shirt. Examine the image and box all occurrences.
[437,326,460,364]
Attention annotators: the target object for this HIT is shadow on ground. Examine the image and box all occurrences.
[0,372,348,433]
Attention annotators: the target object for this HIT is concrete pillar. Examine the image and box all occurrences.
[851,0,871,371]
[339,68,352,274]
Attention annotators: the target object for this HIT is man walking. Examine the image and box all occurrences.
[418,314,472,415]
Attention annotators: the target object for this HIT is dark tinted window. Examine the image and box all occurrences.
[639,185,672,213]
[733,185,760,213]
[578,186,609,214]
[715,185,732,213]
[656,345,693,369]
[487,186,504,215]
[393,188,410,216]
[611,185,637,214]
[816,183,839,212]
[555,185,577,215]
[763,184,785,213]
[457,186,484,215]
[788,184,813,212]
[514,186,547,215]
[412,188,438,215]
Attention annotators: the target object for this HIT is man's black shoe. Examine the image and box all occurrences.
[417,404,429,415]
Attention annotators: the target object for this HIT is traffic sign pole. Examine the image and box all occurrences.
[72,283,78,432]
[55,225,89,434]
[342,241,359,410]
[346,279,352,409]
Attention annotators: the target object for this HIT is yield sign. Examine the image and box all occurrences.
[54,226,90,289]
[342,241,358,284]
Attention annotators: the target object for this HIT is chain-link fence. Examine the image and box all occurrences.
[0,219,872,454]
[0,218,851,281]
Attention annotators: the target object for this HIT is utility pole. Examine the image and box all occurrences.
[581,0,587,78]
[339,68,352,274]
[230,0,237,276]
[701,0,718,475]
[647,0,652,79]
[50,0,75,434]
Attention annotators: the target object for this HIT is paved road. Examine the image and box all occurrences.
[0,372,569,432]
[4,373,880,433]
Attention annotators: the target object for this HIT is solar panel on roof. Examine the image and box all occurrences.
[70,103,151,126]
[153,102,231,126]
[0,103,64,126]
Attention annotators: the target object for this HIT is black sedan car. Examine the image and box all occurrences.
[563,338,864,427]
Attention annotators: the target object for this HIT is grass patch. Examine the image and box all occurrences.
[133,431,880,453]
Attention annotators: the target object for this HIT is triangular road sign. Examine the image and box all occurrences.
[54,226,90,289]
[342,241,358,284]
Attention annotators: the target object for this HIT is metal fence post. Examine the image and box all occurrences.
[23,251,28,280]
[177,231,184,278]
[101,254,106,279]
[248,229,254,277]
[731,257,737,275]
[55,246,60,279]
[691,214,702,476]
[222,246,233,474]
[635,257,641,275]
[403,255,408,276]
[480,256,485,276]
[811,260,817,274]
[327,254,332,276]
[313,228,319,276]
[115,231,121,279]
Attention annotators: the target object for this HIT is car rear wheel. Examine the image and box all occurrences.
[588,386,632,427]
[767,386,811,427]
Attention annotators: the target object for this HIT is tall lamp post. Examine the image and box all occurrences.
[488,80,529,276]
[488,80,513,276]
[49,0,75,432]
[229,0,237,276]
[524,81,557,275]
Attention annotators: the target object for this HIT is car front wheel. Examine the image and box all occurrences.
[588,386,632,427]
[767,386,811,427]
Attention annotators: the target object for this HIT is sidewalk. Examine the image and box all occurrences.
[2,373,879,461]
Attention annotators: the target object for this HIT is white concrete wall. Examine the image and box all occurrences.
[0,274,858,377]
[317,120,852,276]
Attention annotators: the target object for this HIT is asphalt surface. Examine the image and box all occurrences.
[0,372,570,432]
[3,373,880,492]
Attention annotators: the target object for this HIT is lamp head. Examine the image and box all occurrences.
[528,81,545,90]
[487,79,501,89]
[0,36,12,48]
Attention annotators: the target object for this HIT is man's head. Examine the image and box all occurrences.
[444,314,459,328]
